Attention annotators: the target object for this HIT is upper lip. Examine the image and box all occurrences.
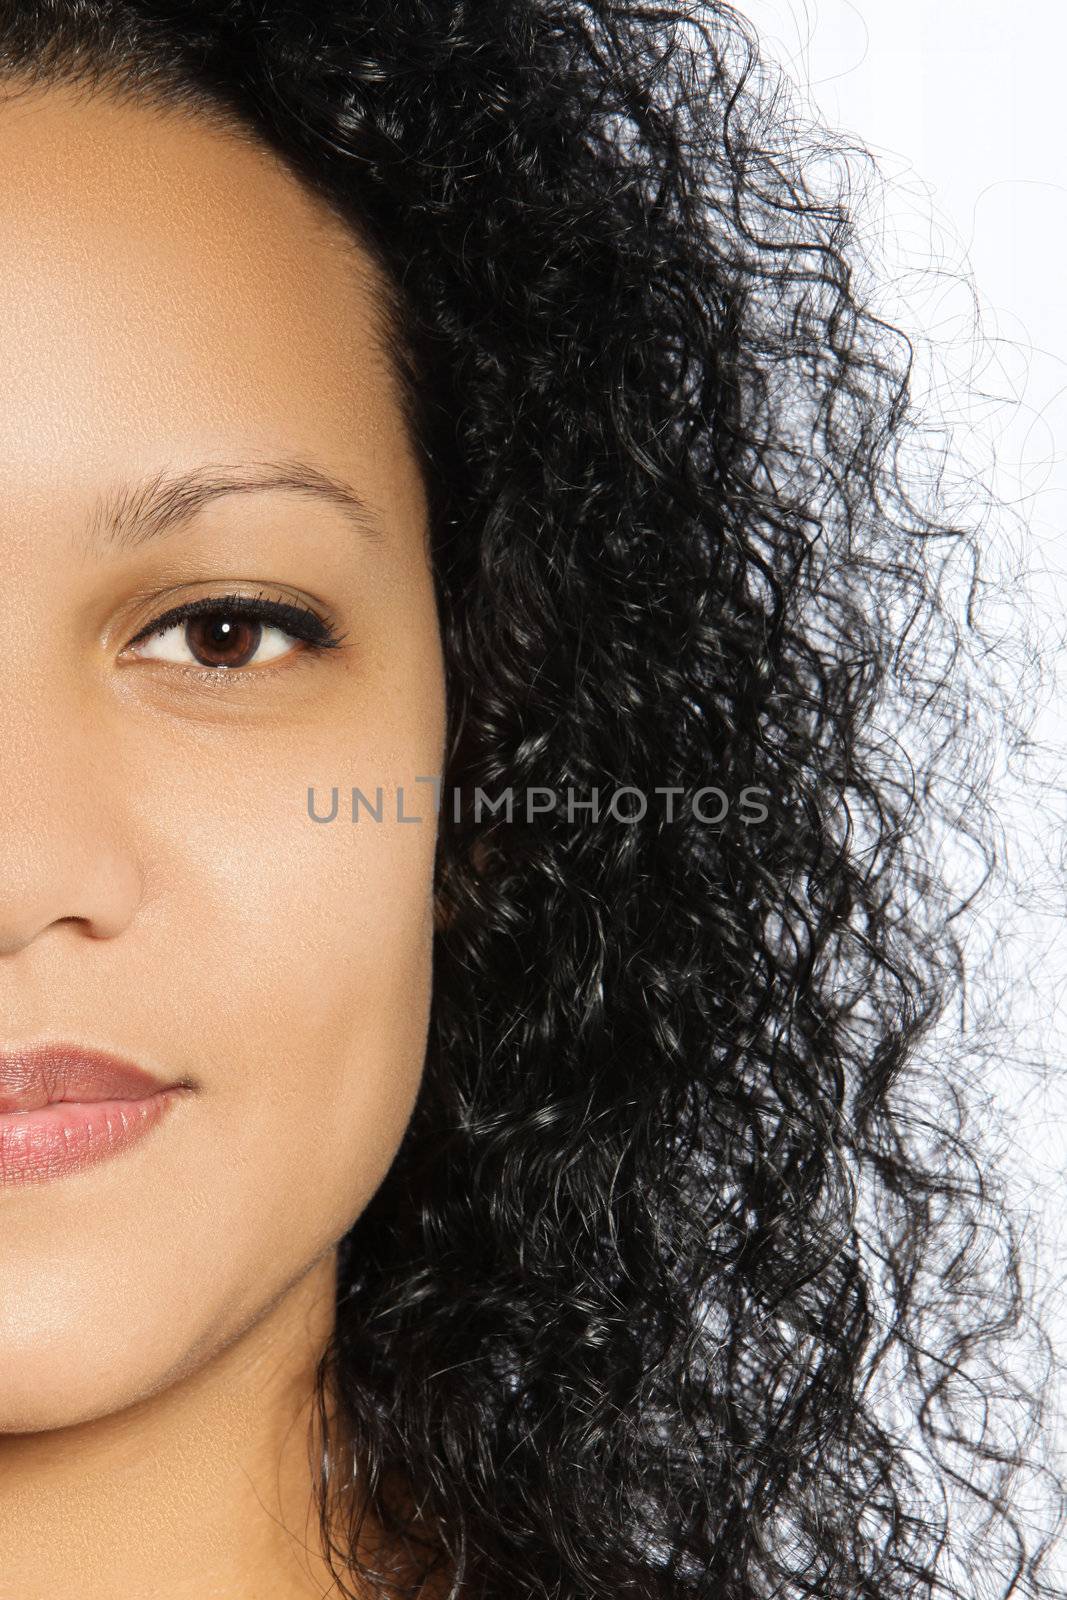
[0,1043,181,1114]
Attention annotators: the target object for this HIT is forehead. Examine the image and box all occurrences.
[0,82,416,533]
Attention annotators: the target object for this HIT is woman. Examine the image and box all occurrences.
[0,2,1060,1596]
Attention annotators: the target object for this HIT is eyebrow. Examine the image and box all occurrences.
[81,457,386,555]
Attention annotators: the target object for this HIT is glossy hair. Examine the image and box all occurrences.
[1,2,1062,1596]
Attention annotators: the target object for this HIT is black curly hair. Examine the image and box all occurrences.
[2,2,1063,1596]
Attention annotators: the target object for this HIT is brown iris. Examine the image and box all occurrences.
[185,614,262,669]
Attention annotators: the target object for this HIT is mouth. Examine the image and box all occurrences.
[0,1041,193,1187]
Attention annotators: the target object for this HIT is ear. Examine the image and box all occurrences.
[432,886,455,934]
[431,836,491,934]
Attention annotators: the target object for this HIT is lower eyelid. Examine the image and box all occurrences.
[129,647,326,690]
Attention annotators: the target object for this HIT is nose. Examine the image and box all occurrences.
[0,709,142,957]
[0,841,141,956]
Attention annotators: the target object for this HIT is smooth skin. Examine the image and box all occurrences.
[0,81,446,1598]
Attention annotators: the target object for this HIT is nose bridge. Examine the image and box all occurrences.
[0,672,142,954]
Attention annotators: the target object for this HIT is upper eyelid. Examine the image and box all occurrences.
[124,592,345,651]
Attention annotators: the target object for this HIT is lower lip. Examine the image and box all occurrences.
[0,1090,184,1188]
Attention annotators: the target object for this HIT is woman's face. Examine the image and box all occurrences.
[0,83,445,1429]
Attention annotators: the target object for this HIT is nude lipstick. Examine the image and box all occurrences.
[0,1042,190,1188]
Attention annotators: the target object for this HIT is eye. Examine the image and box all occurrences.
[123,593,346,672]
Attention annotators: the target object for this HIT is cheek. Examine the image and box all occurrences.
[184,802,437,1340]
[214,790,439,1227]
[145,712,442,1291]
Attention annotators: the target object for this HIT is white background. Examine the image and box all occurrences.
[736,0,1067,1566]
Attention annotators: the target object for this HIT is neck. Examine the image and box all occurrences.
[0,1249,344,1600]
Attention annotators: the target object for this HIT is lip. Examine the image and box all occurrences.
[0,1042,191,1188]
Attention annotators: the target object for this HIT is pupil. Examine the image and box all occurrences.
[185,614,261,669]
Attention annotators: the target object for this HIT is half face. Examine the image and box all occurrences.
[0,80,445,1428]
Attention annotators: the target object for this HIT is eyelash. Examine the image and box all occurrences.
[123,590,348,679]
